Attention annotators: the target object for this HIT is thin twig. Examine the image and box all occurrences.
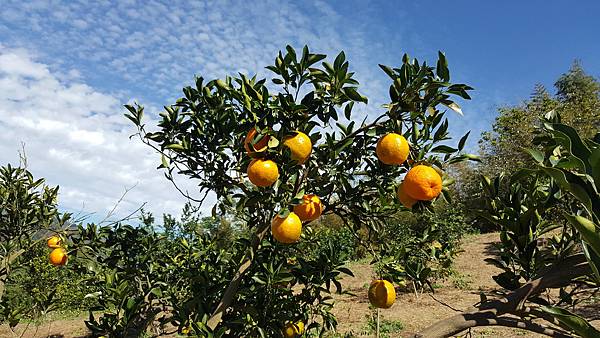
[429,294,463,313]
[99,183,138,225]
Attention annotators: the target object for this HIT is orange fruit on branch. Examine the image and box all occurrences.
[376,133,409,165]
[244,127,270,157]
[283,131,312,164]
[49,248,68,266]
[402,165,442,200]
[368,279,396,309]
[397,182,417,208]
[47,235,62,248]
[293,194,323,222]
[247,159,279,187]
[282,321,305,338]
[271,212,302,244]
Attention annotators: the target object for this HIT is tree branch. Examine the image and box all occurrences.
[206,223,271,330]
[415,254,590,337]
[417,314,571,338]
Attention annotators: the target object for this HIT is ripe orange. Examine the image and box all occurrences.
[271,212,302,244]
[47,235,62,248]
[49,248,67,266]
[283,131,312,164]
[402,165,443,200]
[282,321,304,338]
[247,159,279,187]
[396,183,417,208]
[376,133,410,165]
[368,279,396,309]
[244,127,270,157]
[293,194,323,222]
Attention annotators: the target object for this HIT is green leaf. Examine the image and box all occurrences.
[458,131,470,151]
[149,287,163,298]
[564,214,600,257]
[540,305,600,338]
[524,148,544,163]
[436,51,450,82]
[542,167,593,214]
[337,267,354,277]
[216,79,229,90]
[307,53,326,66]
[343,87,368,103]
[443,102,463,116]
[590,147,600,191]
[430,145,458,154]
[334,51,346,70]
[165,143,185,151]
[582,242,600,284]
[378,64,396,79]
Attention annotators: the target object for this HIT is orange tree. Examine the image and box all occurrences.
[0,163,72,328]
[126,45,475,336]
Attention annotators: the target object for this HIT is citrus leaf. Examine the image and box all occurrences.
[540,305,600,338]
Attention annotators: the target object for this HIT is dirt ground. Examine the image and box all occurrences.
[331,232,547,337]
[1,232,598,337]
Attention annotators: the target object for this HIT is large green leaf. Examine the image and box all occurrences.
[552,123,592,163]
[590,147,600,192]
[564,214,600,257]
[540,305,600,338]
[582,242,600,284]
[542,167,593,215]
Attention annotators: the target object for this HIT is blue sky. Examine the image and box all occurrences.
[1,0,599,220]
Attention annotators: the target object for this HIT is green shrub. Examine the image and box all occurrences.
[2,244,98,320]
[379,203,471,291]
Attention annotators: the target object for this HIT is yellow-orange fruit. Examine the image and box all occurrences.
[293,194,323,222]
[368,279,396,309]
[376,133,410,165]
[402,165,443,200]
[397,183,417,208]
[47,235,62,248]
[282,321,305,338]
[244,127,270,157]
[247,159,279,187]
[283,131,312,164]
[49,248,68,266]
[271,212,302,244]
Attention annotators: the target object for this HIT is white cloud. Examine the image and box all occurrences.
[0,0,492,221]
[0,46,199,222]
[0,0,402,112]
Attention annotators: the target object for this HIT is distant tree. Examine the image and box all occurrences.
[478,62,599,179]
[555,61,600,137]
[478,84,558,177]
[456,62,599,231]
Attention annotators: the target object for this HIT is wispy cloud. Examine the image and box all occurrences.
[0,45,195,220]
[0,0,494,219]
[0,0,396,108]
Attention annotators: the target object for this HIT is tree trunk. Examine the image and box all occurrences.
[206,224,270,330]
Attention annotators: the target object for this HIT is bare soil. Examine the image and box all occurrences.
[331,232,544,337]
[1,232,598,337]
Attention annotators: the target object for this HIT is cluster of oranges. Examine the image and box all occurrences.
[47,235,68,266]
[243,128,324,245]
[367,133,444,309]
[376,132,443,209]
[245,129,444,329]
